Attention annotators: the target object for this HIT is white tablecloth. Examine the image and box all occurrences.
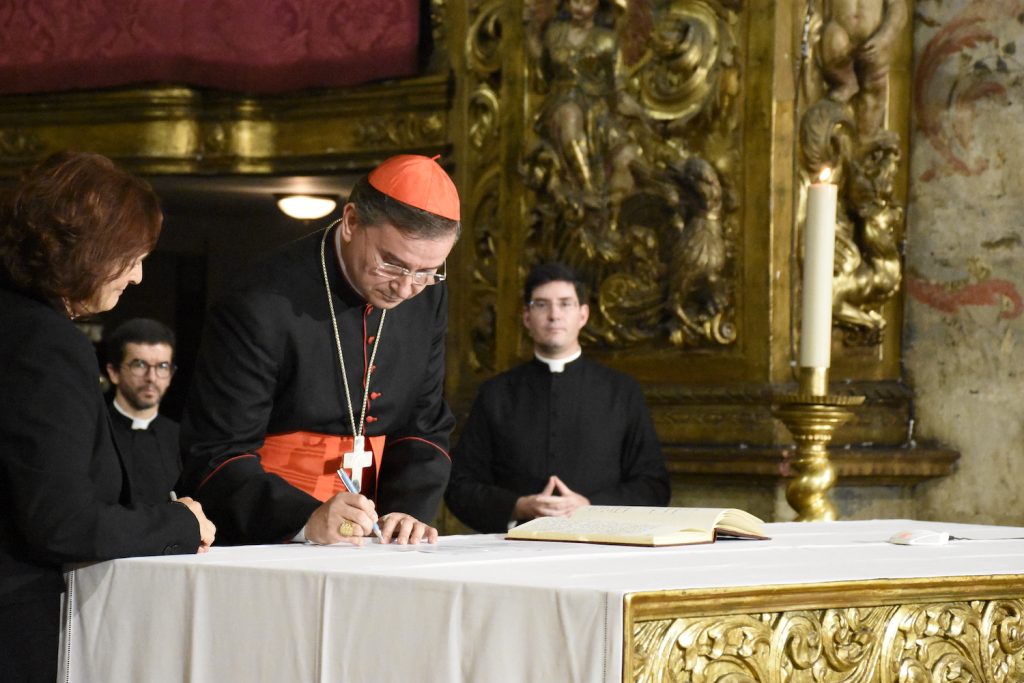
[62,519,1024,683]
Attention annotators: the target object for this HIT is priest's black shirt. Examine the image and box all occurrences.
[445,356,670,533]
[179,226,454,543]
[108,407,181,505]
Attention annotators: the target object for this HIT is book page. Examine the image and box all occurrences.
[512,517,681,536]
[570,506,736,532]
[716,509,767,537]
[507,516,709,545]
[506,506,767,545]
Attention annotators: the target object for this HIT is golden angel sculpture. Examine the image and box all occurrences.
[799,0,908,345]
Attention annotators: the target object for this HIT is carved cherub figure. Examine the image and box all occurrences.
[524,0,650,229]
[820,0,907,135]
[832,131,903,335]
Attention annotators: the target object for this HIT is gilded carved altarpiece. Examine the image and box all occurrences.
[0,0,955,503]
[445,0,955,496]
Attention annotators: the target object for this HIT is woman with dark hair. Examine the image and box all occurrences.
[0,151,216,682]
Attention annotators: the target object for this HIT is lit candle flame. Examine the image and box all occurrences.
[817,167,832,184]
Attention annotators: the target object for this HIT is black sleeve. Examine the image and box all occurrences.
[178,292,319,544]
[377,285,455,523]
[444,385,520,533]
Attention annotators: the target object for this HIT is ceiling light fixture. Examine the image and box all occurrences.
[276,194,338,220]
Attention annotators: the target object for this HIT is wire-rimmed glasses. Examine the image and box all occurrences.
[372,259,446,286]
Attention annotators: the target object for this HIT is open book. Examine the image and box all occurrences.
[505,505,768,547]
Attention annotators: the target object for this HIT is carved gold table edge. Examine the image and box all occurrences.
[623,574,1024,683]
[624,575,1024,620]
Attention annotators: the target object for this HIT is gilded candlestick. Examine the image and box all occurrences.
[773,367,864,521]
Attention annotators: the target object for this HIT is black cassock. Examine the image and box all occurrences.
[445,356,671,533]
[108,408,181,505]
[179,227,454,544]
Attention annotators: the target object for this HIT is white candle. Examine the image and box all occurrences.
[799,169,838,368]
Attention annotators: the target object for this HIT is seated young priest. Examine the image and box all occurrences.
[179,155,460,545]
[445,261,670,533]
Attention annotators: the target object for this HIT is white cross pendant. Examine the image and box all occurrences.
[342,435,373,491]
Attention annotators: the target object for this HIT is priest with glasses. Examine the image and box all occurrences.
[104,317,182,505]
[445,262,670,533]
[179,155,459,546]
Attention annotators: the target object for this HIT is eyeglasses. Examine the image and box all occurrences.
[527,299,580,313]
[372,259,447,286]
[123,359,176,378]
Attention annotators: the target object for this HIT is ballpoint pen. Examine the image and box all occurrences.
[337,467,385,542]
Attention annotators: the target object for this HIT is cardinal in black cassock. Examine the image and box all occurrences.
[179,155,461,545]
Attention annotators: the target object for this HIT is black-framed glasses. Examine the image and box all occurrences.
[123,359,176,379]
[372,259,447,286]
[527,299,579,313]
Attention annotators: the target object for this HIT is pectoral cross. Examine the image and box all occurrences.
[342,435,373,491]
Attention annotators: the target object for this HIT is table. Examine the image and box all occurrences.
[60,520,1024,682]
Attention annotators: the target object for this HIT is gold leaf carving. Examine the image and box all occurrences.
[466,0,503,76]
[0,129,44,159]
[460,0,505,375]
[467,163,502,375]
[468,85,500,150]
[797,0,909,348]
[201,123,229,157]
[631,599,1024,682]
[520,0,742,350]
[354,112,445,148]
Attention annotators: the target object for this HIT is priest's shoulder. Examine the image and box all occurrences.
[578,356,645,390]
[152,412,180,433]
[228,230,322,294]
[477,359,547,392]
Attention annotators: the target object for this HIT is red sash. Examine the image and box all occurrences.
[259,431,386,502]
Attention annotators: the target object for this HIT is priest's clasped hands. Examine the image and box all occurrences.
[304,492,439,546]
[513,475,590,522]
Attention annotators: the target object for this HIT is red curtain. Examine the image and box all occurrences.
[0,0,422,94]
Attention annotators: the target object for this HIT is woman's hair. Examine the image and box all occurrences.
[0,151,162,309]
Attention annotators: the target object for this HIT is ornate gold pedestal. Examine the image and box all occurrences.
[773,367,865,521]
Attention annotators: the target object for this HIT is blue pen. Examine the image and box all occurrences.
[337,467,385,541]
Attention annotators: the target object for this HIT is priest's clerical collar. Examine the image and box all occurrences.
[535,349,581,373]
[113,397,157,430]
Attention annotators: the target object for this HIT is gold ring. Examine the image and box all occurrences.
[338,520,356,537]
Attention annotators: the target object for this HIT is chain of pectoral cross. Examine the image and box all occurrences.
[319,225,385,490]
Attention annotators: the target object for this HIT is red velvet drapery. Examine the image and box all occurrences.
[0,0,422,94]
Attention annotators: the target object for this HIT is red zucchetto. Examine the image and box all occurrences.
[368,154,461,221]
